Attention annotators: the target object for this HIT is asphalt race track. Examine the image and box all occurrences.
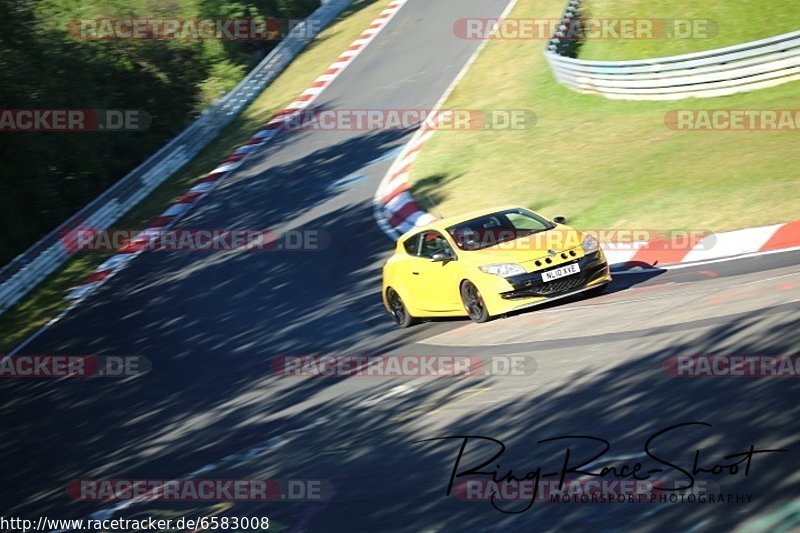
[2,0,800,530]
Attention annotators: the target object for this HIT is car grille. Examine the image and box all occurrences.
[535,271,587,295]
[501,253,607,300]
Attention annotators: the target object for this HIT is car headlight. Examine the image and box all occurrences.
[582,233,599,254]
[479,263,526,278]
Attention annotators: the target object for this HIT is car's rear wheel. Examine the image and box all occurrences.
[386,287,415,328]
[461,280,490,323]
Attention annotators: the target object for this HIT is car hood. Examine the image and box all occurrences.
[460,227,585,265]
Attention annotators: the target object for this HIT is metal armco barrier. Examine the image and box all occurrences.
[0,0,352,316]
[545,0,800,100]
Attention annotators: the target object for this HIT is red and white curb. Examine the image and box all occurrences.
[375,135,800,269]
[373,0,520,240]
[372,112,445,238]
[374,130,800,269]
[64,0,409,303]
[605,221,800,271]
[373,113,800,270]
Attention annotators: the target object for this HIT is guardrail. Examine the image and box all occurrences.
[0,0,352,316]
[545,0,800,100]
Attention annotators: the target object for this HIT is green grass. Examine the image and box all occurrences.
[410,0,800,235]
[578,0,800,60]
[0,0,387,354]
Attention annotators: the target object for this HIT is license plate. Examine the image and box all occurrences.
[541,263,580,282]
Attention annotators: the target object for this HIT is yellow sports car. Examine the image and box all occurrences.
[381,206,611,326]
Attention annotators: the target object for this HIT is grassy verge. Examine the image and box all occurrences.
[410,0,800,234]
[578,0,800,60]
[0,0,386,354]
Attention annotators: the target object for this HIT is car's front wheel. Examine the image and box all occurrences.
[461,280,490,323]
[386,287,416,328]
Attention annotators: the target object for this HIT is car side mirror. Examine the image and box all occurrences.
[431,251,454,262]
[553,216,567,224]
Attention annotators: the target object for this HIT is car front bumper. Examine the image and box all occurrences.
[481,250,611,315]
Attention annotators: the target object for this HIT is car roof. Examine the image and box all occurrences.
[399,205,524,239]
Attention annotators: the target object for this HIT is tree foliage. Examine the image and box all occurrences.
[0,0,319,263]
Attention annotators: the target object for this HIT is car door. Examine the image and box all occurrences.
[409,231,462,312]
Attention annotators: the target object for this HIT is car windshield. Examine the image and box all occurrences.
[446,208,555,251]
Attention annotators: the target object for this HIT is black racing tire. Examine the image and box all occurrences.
[460,280,491,323]
[386,287,416,328]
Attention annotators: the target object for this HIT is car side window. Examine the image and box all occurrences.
[419,231,452,258]
[403,234,421,255]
